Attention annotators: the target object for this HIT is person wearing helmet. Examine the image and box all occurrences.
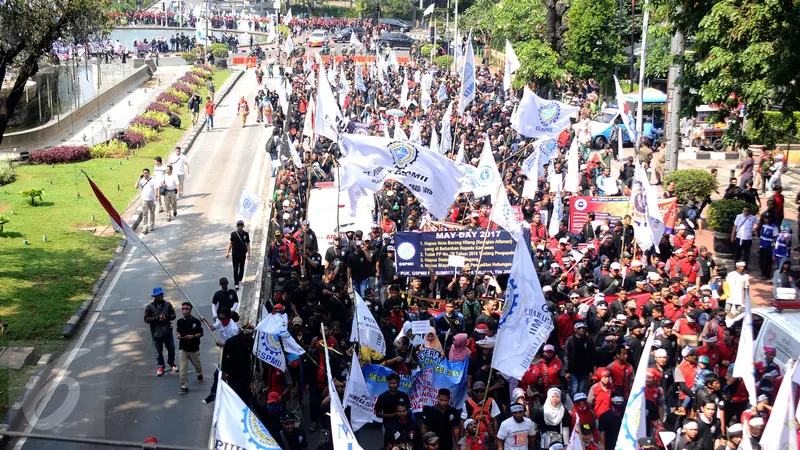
[588,368,613,419]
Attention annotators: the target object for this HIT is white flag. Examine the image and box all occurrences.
[286,133,304,168]
[471,137,502,198]
[548,193,563,236]
[614,75,637,143]
[339,134,466,219]
[423,3,435,15]
[388,50,399,72]
[615,327,657,450]
[315,68,344,142]
[521,147,544,180]
[394,119,408,140]
[339,67,350,108]
[563,138,581,193]
[349,31,363,48]
[505,39,521,72]
[303,94,315,138]
[344,351,375,431]
[236,188,263,220]
[283,8,292,24]
[267,21,277,43]
[733,287,758,407]
[400,71,410,108]
[214,376,282,450]
[420,72,434,111]
[503,57,513,93]
[439,101,454,154]
[409,120,422,144]
[457,32,476,116]
[349,291,386,356]
[761,360,798,450]
[355,66,367,92]
[322,326,365,450]
[430,128,440,154]
[630,159,665,251]
[489,184,522,238]
[283,36,294,55]
[455,138,465,164]
[491,233,554,378]
[512,87,580,139]
[567,417,583,450]
[253,313,305,371]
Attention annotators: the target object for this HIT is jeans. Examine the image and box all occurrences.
[569,374,589,397]
[232,255,246,285]
[353,278,369,298]
[151,334,175,368]
[206,113,214,130]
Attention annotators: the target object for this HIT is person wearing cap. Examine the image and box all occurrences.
[211,277,239,321]
[754,346,781,380]
[722,424,744,450]
[531,344,567,397]
[643,368,665,433]
[598,395,625,450]
[293,219,318,254]
[497,402,535,450]
[422,389,462,450]
[144,287,177,376]
[674,347,699,414]
[570,392,598,441]
[384,398,423,450]
[598,262,623,295]
[637,437,656,450]
[462,381,500,439]
[458,418,489,450]
[565,321,596,396]
[226,220,251,290]
[278,413,308,450]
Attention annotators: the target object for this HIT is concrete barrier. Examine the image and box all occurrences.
[0,64,154,150]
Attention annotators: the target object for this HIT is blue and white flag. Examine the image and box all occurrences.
[394,119,408,140]
[420,72,434,112]
[471,136,503,198]
[437,83,448,102]
[236,188,262,220]
[344,351,374,431]
[349,291,386,356]
[614,75,637,143]
[355,66,367,92]
[439,101,453,154]
[491,232,554,378]
[457,31,476,116]
[615,327,656,450]
[548,192,563,236]
[761,359,798,450]
[409,120,422,144]
[630,159,664,251]
[733,287,758,407]
[214,374,281,450]
[512,87,580,139]
[253,313,306,371]
[322,326,365,450]
[315,68,344,142]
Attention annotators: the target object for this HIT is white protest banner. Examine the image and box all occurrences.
[236,188,263,220]
[214,374,281,450]
[344,351,375,431]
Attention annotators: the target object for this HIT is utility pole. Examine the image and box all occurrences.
[615,0,622,80]
[666,30,684,173]
[630,0,635,83]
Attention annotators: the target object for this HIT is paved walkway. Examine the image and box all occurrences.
[12,68,275,450]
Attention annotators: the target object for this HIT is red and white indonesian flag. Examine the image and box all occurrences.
[84,173,140,244]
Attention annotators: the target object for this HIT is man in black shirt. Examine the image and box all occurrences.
[226,220,251,290]
[346,240,373,298]
[289,276,313,317]
[303,245,324,281]
[278,414,308,450]
[176,302,204,395]
[598,396,624,450]
[696,401,723,450]
[421,389,462,450]
[324,236,346,268]
[221,326,255,404]
[384,399,422,450]
[212,277,239,320]
[375,373,411,423]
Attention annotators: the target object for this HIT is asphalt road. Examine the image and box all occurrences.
[12,71,275,450]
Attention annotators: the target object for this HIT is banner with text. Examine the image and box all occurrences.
[362,349,468,419]
[393,230,525,276]
[568,196,677,235]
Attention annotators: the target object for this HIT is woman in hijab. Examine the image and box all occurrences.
[262,95,274,126]
[773,260,797,298]
[533,387,572,448]
[449,333,471,361]
[421,327,444,356]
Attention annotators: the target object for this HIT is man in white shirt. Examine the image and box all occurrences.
[730,205,758,268]
[168,147,189,199]
[497,404,535,450]
[135,168,157,234]
[153,156,167,212]
[725,261,749,315]
[598,168,619,196]
[161,165,180,221]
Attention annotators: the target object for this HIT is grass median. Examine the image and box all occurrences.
[0,68,232,415]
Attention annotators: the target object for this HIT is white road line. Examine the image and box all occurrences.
[13,247,138,450]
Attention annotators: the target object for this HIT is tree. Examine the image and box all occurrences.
[562,0,625,81]
[0,0,111,146]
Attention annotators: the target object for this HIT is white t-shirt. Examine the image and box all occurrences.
[733,214,757,241]
[170,154,187,175]
[138,177,156,202]
[497,417,535,450]
[153,164,166,185]
[163,173,180,190]
[214,319,239,343]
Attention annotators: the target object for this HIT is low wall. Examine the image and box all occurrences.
[0,64,154,150]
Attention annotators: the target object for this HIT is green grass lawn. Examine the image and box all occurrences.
[0,69,231,414]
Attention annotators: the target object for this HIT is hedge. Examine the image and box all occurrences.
[662,169,719,205]
[744,111,800,148]
[433,55,454,69]
[29,145,91,165]
[707,200,758,234]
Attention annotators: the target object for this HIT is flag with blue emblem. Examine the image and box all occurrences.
[457,31,476,116]
[614,326,656,450]
[253,312,305,371]
[548,192,563,236]
[236,188,263,220]
[439,101,454,155]
[630,159,664,252]
[614,75,637,143]
[491,228,553,378]
[437,83,448,102]
[511,86,579,139]
[322,325,365,450]
[355,65,367,92]
[214,373,281,450]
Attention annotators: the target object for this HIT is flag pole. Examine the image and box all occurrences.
[634,0,650,154]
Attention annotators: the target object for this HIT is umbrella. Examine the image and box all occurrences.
[386,108,405,117]
[625,87,667,103]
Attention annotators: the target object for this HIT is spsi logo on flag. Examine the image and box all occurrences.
[475,166,495,188]
[389,141,418,169]
[242,407,281,449]
[538,102,561,127]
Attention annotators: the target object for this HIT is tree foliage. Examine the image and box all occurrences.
[562,0,624,80]
[0,0,112,145]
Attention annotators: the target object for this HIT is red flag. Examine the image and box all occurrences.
[84,173,140,244]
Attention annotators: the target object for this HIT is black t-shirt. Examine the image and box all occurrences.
[384,419,422,450]
[598,410,623,450]
[176,316,203,352]
[307,252,324,277]
[345,251,372,281]
[212,289,239,310]
[375,390,411,420]
[230,230,250,256]
[696,417,722,450]
[280,428,309,450]
[421,405,461,450]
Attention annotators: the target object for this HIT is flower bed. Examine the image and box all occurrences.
[91,139,129,158]
[142,111,170,126]
[129,116,162,130]
[145,102,170,114]
[156,92,182,105]
[121,130,147,149]
[127,124,160,142]
[30,145,91,164]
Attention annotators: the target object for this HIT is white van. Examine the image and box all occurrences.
[728,307,800,372]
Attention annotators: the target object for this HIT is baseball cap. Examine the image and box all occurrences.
[543,285,553,292]
[559,237,569,244]
[631,260,643,267]
[581,423,594,435]
[280,414,296,423]
[574,321,586,329]
[638,437,656,449]
[610,262,621,270]
[236,220,245,226]
[471,211,480,218]
[292,317,303,325]
[387,245,396,252]
[698,355,710,364]
[219,277,229,284]
[574,392,587,402]
[543,344,555,352]
[472,381,487,391]
[464,419,475,430]
[423,432,439,444]
[152,287,164,297]
[611,396,625,404]
[268,392,281,403]
[728,424,743,437]
[301,220,310,226]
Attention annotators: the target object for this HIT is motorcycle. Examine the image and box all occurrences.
[319,44,331,56]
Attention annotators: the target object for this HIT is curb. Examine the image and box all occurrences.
[679,151,739,160]
[0,354,53,438]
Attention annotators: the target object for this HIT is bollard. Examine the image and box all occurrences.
[117,183,120,190]
[23,233,28,245]
[92,214,95,221]
[730,169,736,180]
[77,192,80,198]
[43,234,47,242]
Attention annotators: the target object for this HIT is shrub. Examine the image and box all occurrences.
[142,110,170,126]
[19,188,43,206]
[30,145,91,164]
[212,47,229,58]
[421,44,440,57]
[121,130,146,149]
[707,200,758,234]
[179,73,203,87]
[156,92,182,105]
[433,55,454,69]
[190,66,212,78]
[130,116,162,130]
[197,63,214,72]
[0,214,9,233]
[172,82,194,95]
[0,160,15,186]
[211,43,228,53]
[744,111,800,148]
[161,101,181,113]
[91,139,129,158]
[165,88,189,102]
[662,169,719,205]
[145,102,170,114]
[276,25,290,38]
[181,52,198,63]
[128,124,159,142]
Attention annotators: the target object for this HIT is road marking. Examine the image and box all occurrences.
[13,247,138,450]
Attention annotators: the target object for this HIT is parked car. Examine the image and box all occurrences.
[307,29,328,47]
[379,32,414,49]
[589,108,664,149]
[379,18,412,32]
[728,307,800,372]
[333,27,366,42]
